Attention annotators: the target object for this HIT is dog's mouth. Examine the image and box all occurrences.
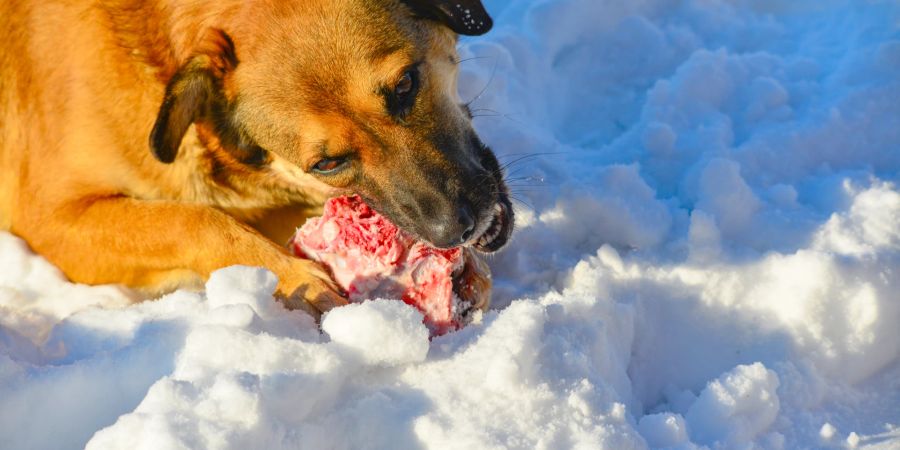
[471,194,514,253]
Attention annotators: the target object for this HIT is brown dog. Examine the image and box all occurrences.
[0,0,513,315]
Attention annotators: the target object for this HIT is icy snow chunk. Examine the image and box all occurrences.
[696,244,900,384]
[404,300,645,449]
[174,325,339,381]
[86,411,192,450]
[696,158,762,238]
[205,265,278,310]
[847,431,861,448]
[767,183,799,208]
[0,233,133,345]
[670,49,735,108]
[819,422,837,441]
[686,362,780,446]
[204,266,317,339]
[687,209,722,263]
[637,412,689,448]
[541,164,672,250]
[814,181,900,256]
[642,121,677,156]
[195,374,262,430]
[745,76,791,122]
[322,300,428,367]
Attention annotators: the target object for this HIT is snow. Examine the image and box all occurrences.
[2,0,899,448]
[684,363,781,447]
[637,413,689,448]
[322,300,430,366]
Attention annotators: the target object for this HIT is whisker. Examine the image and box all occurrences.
[504,166,539,179]
[471,112,528,127]
[469,108,502,115]
[503,175,545,182]
[498,150,572,162]
[506,187,546,192]
[500,154,539,169]
[454,55,494,65]
[464,57,499,107]
[500,154,545,172]
[509,195,536,211]
[505,184,548,189]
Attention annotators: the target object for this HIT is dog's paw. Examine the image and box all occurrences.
[275,258,349,320]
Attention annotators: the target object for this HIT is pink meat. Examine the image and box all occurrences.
[290,195,468,335]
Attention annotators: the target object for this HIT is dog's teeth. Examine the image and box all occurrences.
[473,203,507,249]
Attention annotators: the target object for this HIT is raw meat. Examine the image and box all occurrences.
[290,195,489,335]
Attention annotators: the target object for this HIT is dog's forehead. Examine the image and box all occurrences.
[258,1,417,64]
[235,0,450,116]
[228,0,444,145]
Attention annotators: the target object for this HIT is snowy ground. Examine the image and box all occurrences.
[2,0,899,448]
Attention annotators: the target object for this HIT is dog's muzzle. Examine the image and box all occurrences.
[469,193,514,252]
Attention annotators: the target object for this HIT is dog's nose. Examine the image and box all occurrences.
[429,204,476,248]
[458,205,476,242]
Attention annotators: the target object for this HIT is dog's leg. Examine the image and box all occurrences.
[15,196,346,315]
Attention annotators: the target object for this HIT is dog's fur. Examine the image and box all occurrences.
[0,0,510,314]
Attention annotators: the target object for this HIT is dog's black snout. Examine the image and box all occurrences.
[428,203,476,248]
[458,205,476,242]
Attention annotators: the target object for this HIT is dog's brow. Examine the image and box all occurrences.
[368,44,407,63]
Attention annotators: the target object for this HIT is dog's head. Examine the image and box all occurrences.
[149,0,513,252]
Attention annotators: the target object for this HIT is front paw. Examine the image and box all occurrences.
[274,258,348,320]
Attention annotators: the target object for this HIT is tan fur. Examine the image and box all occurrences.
[0,0,478,314]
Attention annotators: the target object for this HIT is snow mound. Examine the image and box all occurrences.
[638,413,689,449]
[322,300,429,366]
[685,363,781,447]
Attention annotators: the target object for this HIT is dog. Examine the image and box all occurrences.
[0,0,514,316]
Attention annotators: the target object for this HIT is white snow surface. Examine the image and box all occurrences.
[2,0,900,448]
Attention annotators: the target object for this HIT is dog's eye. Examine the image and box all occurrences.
[312,157,349,175]
[385,67,420,119]
[395,72,414,97]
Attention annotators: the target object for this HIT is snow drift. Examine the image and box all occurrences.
[2,0,899,448]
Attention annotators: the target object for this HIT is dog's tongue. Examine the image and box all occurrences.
[289,195,471,335]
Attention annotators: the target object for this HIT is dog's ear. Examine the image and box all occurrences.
[150,30,237,163]
[149,59,218,163]
[400,0,493,36]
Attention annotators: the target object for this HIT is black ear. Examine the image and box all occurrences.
[149,58,219,163]
[400,0,493,36]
